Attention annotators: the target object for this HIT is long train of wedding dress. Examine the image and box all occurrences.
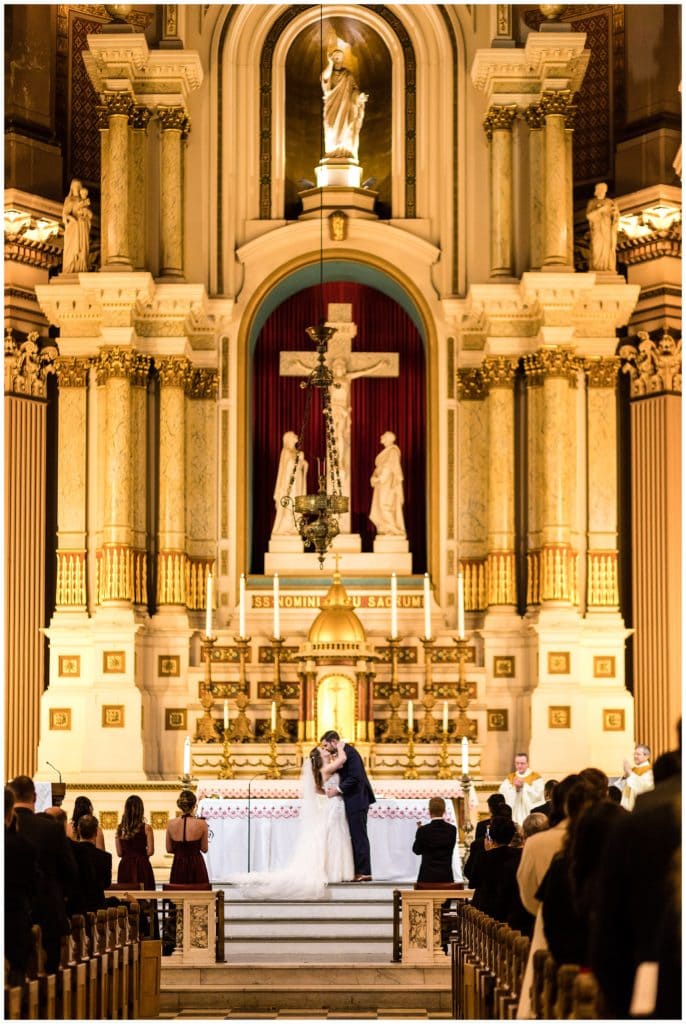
[227,761,355,900]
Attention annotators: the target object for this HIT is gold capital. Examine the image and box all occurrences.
[187,367,219,400]
[158,105,191,135]
[540,89,572,117]
[585,357,619,388]
[481,356,518,390]
[55,356,91,388]
[483,104,518,139]
[157,355,190,388]
[523,104,545,131]
[103,92,134,119]
[457,368,486,401]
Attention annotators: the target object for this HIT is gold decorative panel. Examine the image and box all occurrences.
[158,655,180,677]
[493,656,514,678]
[102,705,125,728]
[165,708,187,731]
[50,708,72,730]
[58,655,80,677]
[99,812,118,831]
[603,708,625,732]
[593,655,616,679]
[487,709,509,732]
[256,681,301,700]
[548,706,571,729]
[150,811,169,831]
[103,651,126,674]
[374,681,419,700]
[547,652,570,675]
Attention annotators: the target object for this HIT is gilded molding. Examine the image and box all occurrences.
[540,89,572,117]
[527,550,540,606]
[523,105,544,131]
[587,550,619,608]
[103,92,135,119]
[620,330,682,397]
[585,356,619,388]
[56,550,87,608]
[97,544,133,604]
[132,549,148,606]
[157,355,190,388]
[131,105,153,131]
[540,545,578,604]
[157,550,187,605]
[157,105,190,134]
[486,551,516,606]
[95,348,150,385]
[95,105,110,132]
[55,356,91,388]
[483,104,518,139]
[460,558,487,611]
[564,104,578,131]
[5,329,58,398]
[457,368,486,401]
[186,557,215,610]
[481,356,517,390]
[187,367,218,400]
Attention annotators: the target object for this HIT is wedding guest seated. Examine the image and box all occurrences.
[9,775,77,973]
[474,792,507,840]
[469,817,521,922]
[67,795,106,850]
[4,785,37,986]
[412,797,457,886]
[77,814,113,910]
[464,802,512,884]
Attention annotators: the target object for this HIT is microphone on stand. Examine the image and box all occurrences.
[46,761,62,783]
[247,775,265,873]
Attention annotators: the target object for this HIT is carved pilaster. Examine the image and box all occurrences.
[158,105,189,279]
[620,330,682,397]
[56,550,87,608]
[483,357,517,606]
[484,104,517,277]
[587,551,619,608]
[540,90,572,267]
[102,92,133,269]
[130,106,152,272]
[158,355,189,604]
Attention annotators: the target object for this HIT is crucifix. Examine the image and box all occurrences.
[280,304,399,535]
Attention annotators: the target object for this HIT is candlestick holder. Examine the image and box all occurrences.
[179,773,196,788]
[437,728,452,780]
[453,636,474,739]
[265,730,281,779]
[459,773,475,861]
[380,637,406,742]
[218,731,235,780]
[231,635,254,741]
[270,637,291,742]
[403,730,419,780]
[417,637,439,741]
[195,636,222,742]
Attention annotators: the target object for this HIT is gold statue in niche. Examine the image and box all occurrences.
[317,674,356,740]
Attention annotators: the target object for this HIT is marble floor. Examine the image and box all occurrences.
[159,1010,453,1020]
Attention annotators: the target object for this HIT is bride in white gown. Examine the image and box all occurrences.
[227,741,355,899]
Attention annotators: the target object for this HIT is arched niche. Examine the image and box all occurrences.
[316,672,356,741]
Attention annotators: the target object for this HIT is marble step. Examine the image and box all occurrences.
[160,963,451,1014]
[223,900,392,922]
[226,920,392,940]
[219,882,399,903]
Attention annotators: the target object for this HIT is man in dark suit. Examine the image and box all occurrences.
[4,785,38,985]
[412,797,457,883]
[77,814,113,910]
[322,730,376,881]
[531,778,558,818]
[9,775,78,973]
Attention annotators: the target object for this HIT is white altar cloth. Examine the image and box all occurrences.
[198,795,464,884]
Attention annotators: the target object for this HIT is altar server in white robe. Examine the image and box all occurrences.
[499,754,545,827]
[619,744,654,811]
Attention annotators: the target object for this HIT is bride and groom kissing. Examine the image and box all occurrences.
[229,730,375,899]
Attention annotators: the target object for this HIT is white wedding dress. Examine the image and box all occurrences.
[227,762,355,899]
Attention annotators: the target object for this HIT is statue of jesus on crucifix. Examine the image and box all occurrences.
[280,304,399,540]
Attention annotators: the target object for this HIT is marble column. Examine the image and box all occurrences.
[4,330,55,777]
[102,92,134,269]
[524,358,543,606]
[95,349,148,604]
[54,358,90,610]
[129,105,152,272]
[585,358,620,610]
[484,104,518,278]
[157,356,189,606]
[185,368,218,610]
[96,105,109,268]
[457,368,488,612]
[524,348,580,604]
[130,356,151,606]
[157,106,189,279]
[564,103,577,268]
[482,358,517,606]
[540,89,572,268]
[523,104,545,271]
[355,661,373,742]
[622,331,681,757]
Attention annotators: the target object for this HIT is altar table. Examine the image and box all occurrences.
[198,792,464,884]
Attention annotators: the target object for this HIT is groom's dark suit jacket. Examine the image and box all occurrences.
[338,744,376,811]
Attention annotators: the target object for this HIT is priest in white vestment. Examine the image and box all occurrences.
[499,754,545,827]
[619,744,654,811]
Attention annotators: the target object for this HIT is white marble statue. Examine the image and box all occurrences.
[586,182,620,272]
[369,432,406,537]
[321,45,368,162]
[62,178,92,273]
[271,431,308,536]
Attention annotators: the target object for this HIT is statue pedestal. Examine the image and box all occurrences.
[299,185,378,220]
[316,158,362,188]
[264,550,412,575]
[373,536,410,555]
[268,535,306,554]
[331,533,362,553]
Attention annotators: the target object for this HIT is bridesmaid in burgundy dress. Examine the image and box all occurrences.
[115,795,156,889]
[166,790,210,887]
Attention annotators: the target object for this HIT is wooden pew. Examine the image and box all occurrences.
[56,933,73,1020]
[105,907,122,1019]
[571,970,599,1019]
[4,983,23,1020]
[126,902,141,1019]
[94,910,110,1019]
[82,913,99,1019]
[555,963,580,1019]
[66,916,87,1020]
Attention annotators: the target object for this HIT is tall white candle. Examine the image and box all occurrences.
[239,573,246,637]
[223,699,229,732]
[270,700,277,733]
[390,573,398,639]
[183,736,191,777]
[273,572,280,638]
[442,700,449,733]
[461,736,469,776]
[407,699,414,732]
[457,570,465,639]
[205,572,213,638]
[423,572,432,640]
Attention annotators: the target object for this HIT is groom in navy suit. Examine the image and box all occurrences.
[322,730,376,880]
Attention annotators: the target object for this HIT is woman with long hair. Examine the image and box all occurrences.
[115,795,155,889]
[166,790,210,886]
[67,795,106,850]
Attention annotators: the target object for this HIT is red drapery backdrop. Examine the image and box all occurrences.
[251,282,426,573]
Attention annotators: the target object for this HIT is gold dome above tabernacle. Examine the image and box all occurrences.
[307,571,366,647]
